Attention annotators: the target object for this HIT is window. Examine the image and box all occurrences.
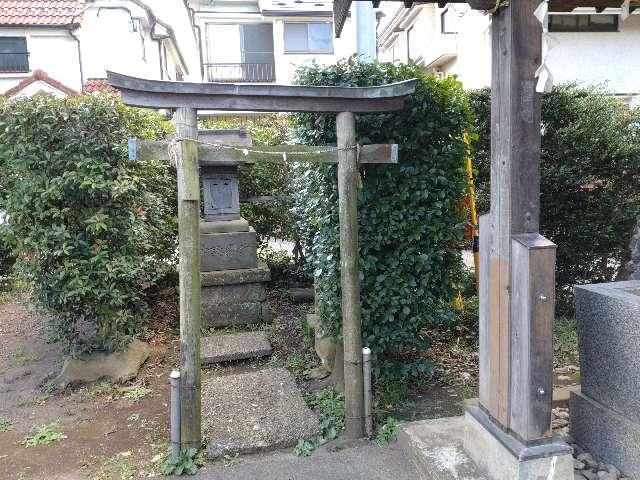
[549,14,618,32]
[284,22,333,54]
[441,6,461,34]
[407,25,422,61]
[0,37,29,73]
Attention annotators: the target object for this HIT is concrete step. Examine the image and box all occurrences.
[397,417,488,480]
[200,332,272,365]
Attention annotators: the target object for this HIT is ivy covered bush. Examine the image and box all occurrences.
[293,59,471,381]
[468,85,640,314]
[0,94,176,354]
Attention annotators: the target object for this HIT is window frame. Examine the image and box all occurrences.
[548,14,619,33]
[0,36,29,73]
[283,22,334,54]
[441,6,459,35]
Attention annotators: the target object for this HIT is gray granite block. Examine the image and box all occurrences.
[201,332,272,364]
[200,218,250,234]
[575,280,640,422]
[201,283,266,305]
[570,387,640,479]
[201,262,270,287]
[202,301,270,327]
[202,368,320,458]
[201,229,258,272]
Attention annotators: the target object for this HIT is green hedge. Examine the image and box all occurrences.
[468,85,640,314]
[292,59,471,381]
[0,94,176,355]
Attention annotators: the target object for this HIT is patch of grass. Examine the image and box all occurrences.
[127,413,140,423]
[295,388,345,457]
[373,417,400,446]
[553,317,579,367]
[9,349,40,368]
[90,381,151,402]
[0,419,13,432]
[16,395,49,408]
[114,451,136,479]
[222,453,241,467]
[163,447,204,476]
[121,385,151,401]
[21,420,66,447]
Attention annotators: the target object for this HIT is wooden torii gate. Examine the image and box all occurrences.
[108,71,416,447]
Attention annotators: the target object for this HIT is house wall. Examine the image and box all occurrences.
[0,0,196,96]
[0,28,80,93]
[378,6,640,98]
[192,0,356,84]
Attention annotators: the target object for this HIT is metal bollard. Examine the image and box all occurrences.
[362,347,373,437]
[169,370,181,460]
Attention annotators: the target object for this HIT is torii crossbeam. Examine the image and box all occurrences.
[108,71,416,448]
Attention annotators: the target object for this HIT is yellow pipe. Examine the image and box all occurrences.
[464,133,480,292]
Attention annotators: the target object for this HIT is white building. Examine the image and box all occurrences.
[378,3,640,102]
[187,0,358,84]
[0,0,200,98]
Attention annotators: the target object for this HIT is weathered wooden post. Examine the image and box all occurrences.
[174,107,202,450]
[336,111,365,439]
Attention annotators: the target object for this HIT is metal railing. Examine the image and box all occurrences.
[205,63,275,83]
[0,53,29,73]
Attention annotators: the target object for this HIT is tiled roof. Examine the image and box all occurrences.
[83,78,119,95]
[0,0,86,26]
[2,70,78,98]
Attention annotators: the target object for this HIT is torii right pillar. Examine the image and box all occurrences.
[464,1,573,478]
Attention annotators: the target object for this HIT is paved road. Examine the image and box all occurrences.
[189,442,420,480]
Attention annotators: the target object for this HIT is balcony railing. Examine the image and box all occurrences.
[205,63,275,83]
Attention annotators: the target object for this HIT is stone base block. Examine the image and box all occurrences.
[202,262,270,287]
[201,228,257,272]
[398,416,488,480]
[464,406,573,480]
[202,300,270,327]
[201,218,250,234]
[202,283,266,304]
[570,387,640,479]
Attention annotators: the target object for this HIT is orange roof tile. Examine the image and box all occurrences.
[0,0,85,26]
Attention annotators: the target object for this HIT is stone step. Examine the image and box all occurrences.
[202,367,320,458]
[201,332,272,365]
[397,417,488,480]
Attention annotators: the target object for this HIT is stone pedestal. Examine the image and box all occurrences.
[463,406,573,480]
[571,280,640,478]
[398,410,573,480]
[198,129,270,328]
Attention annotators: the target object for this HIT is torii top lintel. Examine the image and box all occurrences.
[107,71,416,113]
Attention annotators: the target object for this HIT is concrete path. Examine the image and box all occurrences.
[191,442,420,480]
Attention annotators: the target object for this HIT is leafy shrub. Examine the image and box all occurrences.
[0,93,176,355]
[468,85,640,313]
[200,115,298,246]
[0,222,15,277]
[292,58,471,381]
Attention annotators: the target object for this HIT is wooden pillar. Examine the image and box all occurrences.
[175,107,202,449]
[336,111,365,439]
[479,0,544,431]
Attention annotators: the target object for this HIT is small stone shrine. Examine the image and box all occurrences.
[571,280,640,478]
[198,129,270,327]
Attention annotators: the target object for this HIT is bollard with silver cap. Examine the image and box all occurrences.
[169,369,181,460]
[362,347,373,437]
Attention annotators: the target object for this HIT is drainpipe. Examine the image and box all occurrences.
[68,27,84,90]
[182,0,204,81]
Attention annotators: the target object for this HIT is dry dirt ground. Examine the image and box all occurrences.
[0,291,180,480]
